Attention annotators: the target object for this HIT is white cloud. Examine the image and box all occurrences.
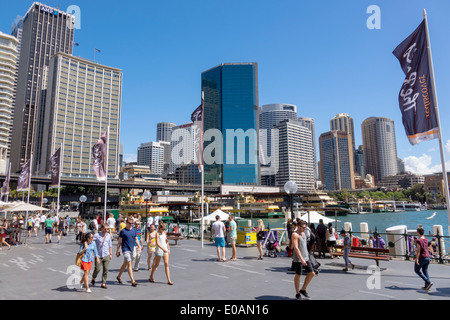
[404,153,450,175]
[123,153,137,163]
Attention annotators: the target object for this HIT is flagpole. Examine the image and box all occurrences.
[57,144,63,217]
[27,153,32,204]
[104,126,109,222]
[200,91,204,248]
[423,9,450,235]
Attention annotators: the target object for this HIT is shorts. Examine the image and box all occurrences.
[292,260,314,275]
[214,237,226,248]
[327,240,336,247]
[229,236,237,245]
[80,261,93,271]
[45,227,52,235]
[123,251,133,262]
[28,226,33,231]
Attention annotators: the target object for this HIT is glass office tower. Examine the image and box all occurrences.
[201,63,259,185]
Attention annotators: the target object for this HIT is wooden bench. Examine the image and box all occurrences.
[332,245,390,267]
[166,232,183,245]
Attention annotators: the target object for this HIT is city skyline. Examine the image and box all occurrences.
[2,1,450,176]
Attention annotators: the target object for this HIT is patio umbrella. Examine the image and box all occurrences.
[300,211,337,225]
[4,202,49,212]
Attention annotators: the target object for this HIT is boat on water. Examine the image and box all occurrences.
[231,194,284,219]
[119,194,169,217]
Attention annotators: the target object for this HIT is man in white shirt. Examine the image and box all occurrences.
[212,215,227,262]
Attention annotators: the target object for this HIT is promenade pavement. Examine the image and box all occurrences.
[1,229,450,301]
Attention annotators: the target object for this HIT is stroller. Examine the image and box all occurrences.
[264,232,280,258]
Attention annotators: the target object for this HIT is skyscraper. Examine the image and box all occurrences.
[0,32,18,173]
[274,119,315,191]
[170,123,196,174]
[297,117,317,180]
[137,141,164,175]
[10,2,75,173]
[201,63,259,185]
[330,113,356,160]
[361,117,399,184]
[38,52,122,179]
[319,131,355,191]
[157,122,176,142]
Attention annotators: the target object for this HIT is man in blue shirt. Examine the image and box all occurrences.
[92,224,113,289]
[116,217,141,286]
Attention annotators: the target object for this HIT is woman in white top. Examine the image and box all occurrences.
[149,222,173,285]
[106,214,116,240]
[326,222,336,259]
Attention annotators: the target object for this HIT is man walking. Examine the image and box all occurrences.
[116,217,141,286]
[212,215,226,262]
[315,219,327,258]
[292,220,315,300]
[228,215,237,261]
[92,224,113,289]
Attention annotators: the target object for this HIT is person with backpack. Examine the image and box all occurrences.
[315,219,327,258]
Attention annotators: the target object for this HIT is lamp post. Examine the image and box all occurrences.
[143,190,152,219]
[79,195,87,218]
[284,181,298,219]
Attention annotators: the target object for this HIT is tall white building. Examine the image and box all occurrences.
[330,113,356,155]
[137,141,164,175]
[157,122,175,142]
[38,52,122,179]
[297,117,317,179]
[170,123,196,173]
[0,32,18,173]
[361,117,399,184]
[274,119,315,191]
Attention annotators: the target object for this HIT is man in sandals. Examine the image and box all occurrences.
[292,220,315,300]
[116,217,141,287]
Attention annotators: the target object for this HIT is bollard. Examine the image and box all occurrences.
[433,225,446,256]
[344,222,352,232]
[360,222,369,245]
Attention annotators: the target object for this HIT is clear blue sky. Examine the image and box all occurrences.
[2,0,450,174]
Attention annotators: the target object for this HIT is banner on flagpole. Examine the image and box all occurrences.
[92,131,107,181]
[393,20,439,145]
[1,163,10,196]
[17,159,31,191]
[50,147,61,188]
[192,99,204,172]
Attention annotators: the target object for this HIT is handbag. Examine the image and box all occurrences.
[75,252,84,267]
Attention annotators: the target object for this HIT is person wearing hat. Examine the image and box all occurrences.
[91,223,113,289]
[340,230,354,272]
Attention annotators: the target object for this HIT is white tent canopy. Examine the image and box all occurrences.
[300,211,338,225]
[3,201,49,212]
[194,209,229,223]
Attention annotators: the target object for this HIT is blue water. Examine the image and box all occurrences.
[335,210,450,235]
[238,210,450,236]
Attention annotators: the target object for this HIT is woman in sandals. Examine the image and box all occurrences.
[146,224,157,271]
[78,232,100,293]
[149,222,173,285]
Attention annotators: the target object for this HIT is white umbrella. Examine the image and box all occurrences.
[194,209,229,223]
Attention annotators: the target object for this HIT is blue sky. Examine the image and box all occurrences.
[2,0,450,175]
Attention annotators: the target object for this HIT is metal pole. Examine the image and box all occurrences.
[57,144,62,217]
[104,126,109,222]
[423,9,450,233]
[201,167,204,248]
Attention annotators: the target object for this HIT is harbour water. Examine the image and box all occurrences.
[238,209,450,237]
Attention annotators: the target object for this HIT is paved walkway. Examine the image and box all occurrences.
[1,230,449,300]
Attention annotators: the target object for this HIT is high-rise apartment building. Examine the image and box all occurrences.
[330,113,356,161]
[10,2,75,173]
[38,52,122,179]
[319,130,355,191]
[297,117,317,179]
[0,32,18,173]
[170,123,196,174]
[201,63,259,185]
[274,119,315,191]
[137,141,164,175]
[361,117,399,184]
[157,122,176,142]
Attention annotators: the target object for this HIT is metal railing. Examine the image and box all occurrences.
[344,228,450,264]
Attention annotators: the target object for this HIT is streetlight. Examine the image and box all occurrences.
[79,195,87,218]
[284,181,298,219]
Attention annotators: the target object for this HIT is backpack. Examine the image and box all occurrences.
[306,227,316,246]
[88,220,95,231]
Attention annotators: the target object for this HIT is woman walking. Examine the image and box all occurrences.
[146,224,157,271]
[340,230,354,271]
[78,232,100,293]
[326,222,336,258]
[415,227,433,291]
[149,222,173,285]
[57,217,66,243]
[256,219,265,260]
[0,219,11,250]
